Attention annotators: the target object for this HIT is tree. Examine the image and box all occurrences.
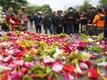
[0,0,28,12]
[41,5,52,13]
[26,5,37,14]
[77,0,92,12]
[26,4,52,14]
[99,0,107,7]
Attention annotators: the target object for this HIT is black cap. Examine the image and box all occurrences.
[69,7,73,10]
[57,10,62,13]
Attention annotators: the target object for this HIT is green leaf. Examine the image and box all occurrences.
[80,33,90,40]
[23,53,34,62]
[37,78,45,80]
[105,78,107,80]
[96,58,105,63]
[31,65,43,72]
[88,44,103,53]
[46,67,52,73]
[97,33,104,40]
[71,59,79,64]
[23,75,32,80]
[36,73,47,78]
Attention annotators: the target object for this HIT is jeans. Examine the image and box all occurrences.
[65,24,74,34]
[74,23,79,34]
[94,26,104,35]
[35,24,41,33]
[53,25,57,34]
[48,25,54,34]
[86,24,92,35]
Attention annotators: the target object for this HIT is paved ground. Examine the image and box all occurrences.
[27,22,37,33]
[27,21,50,34]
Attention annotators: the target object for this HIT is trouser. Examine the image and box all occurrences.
[53,25,57,34]
[74,23,79,34]
[57,26,63,34]
[94,26,104,35]
[86,24,92,35]
[65,24,74,34]
[35,24,41,33]
[49,25,54,34]
[44,26,54,34]
[44,26,48,34]
[104,28,107,39]
[30,21,33,27]
[81,24,87,33]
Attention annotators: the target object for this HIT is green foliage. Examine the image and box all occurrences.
[88,44,103,53]
[41,4,52,13]
[0,35,9,41]
[31,65,51,78]
[38,41,58,57]
[26,4,52,14]
[0,0,28,12]
[23,53,34,62]
[23,75,32,80]
[78,0,93,12]
[80,33,90,40]
[99,0,107,6]
[67,51,86,64]
[1,21,10,31]
[97,33,104,40]
[96,58,106,63]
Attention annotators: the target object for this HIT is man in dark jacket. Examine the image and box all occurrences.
[33,12,42,33]
[42,12,53,34]
[51,11,57,34]
[56,10,63,34]
[87,7,96,35]
[74,11,80,34]
[63,7,75,34]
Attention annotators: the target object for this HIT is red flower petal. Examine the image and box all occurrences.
[63,64,75,74]
[87,68,99,80]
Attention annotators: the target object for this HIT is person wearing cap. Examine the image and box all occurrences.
[63,7,75,34]
[33,12,42,33]
[93,8,105,35]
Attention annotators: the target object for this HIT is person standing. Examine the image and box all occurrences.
[63,7,75,34]
[5,7,19,31]
[42,11,53,34]
[20,6,28,31]
[33,12,42,33]
[51,11,57,34]
[80,11,88,34]
[93,8,105,35]
[29,14,33,27]
[56,10,64,34]
[74,11,80,34]
[87,7,96,35]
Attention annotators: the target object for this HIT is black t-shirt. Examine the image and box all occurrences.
[80,13,88,25]
[87,12,96,24]
[64,12,75,25]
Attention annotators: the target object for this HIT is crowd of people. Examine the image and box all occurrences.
[0,6,105,35]
[0,6,28,31]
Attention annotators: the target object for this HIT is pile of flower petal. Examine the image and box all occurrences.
[0,31,107,80]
